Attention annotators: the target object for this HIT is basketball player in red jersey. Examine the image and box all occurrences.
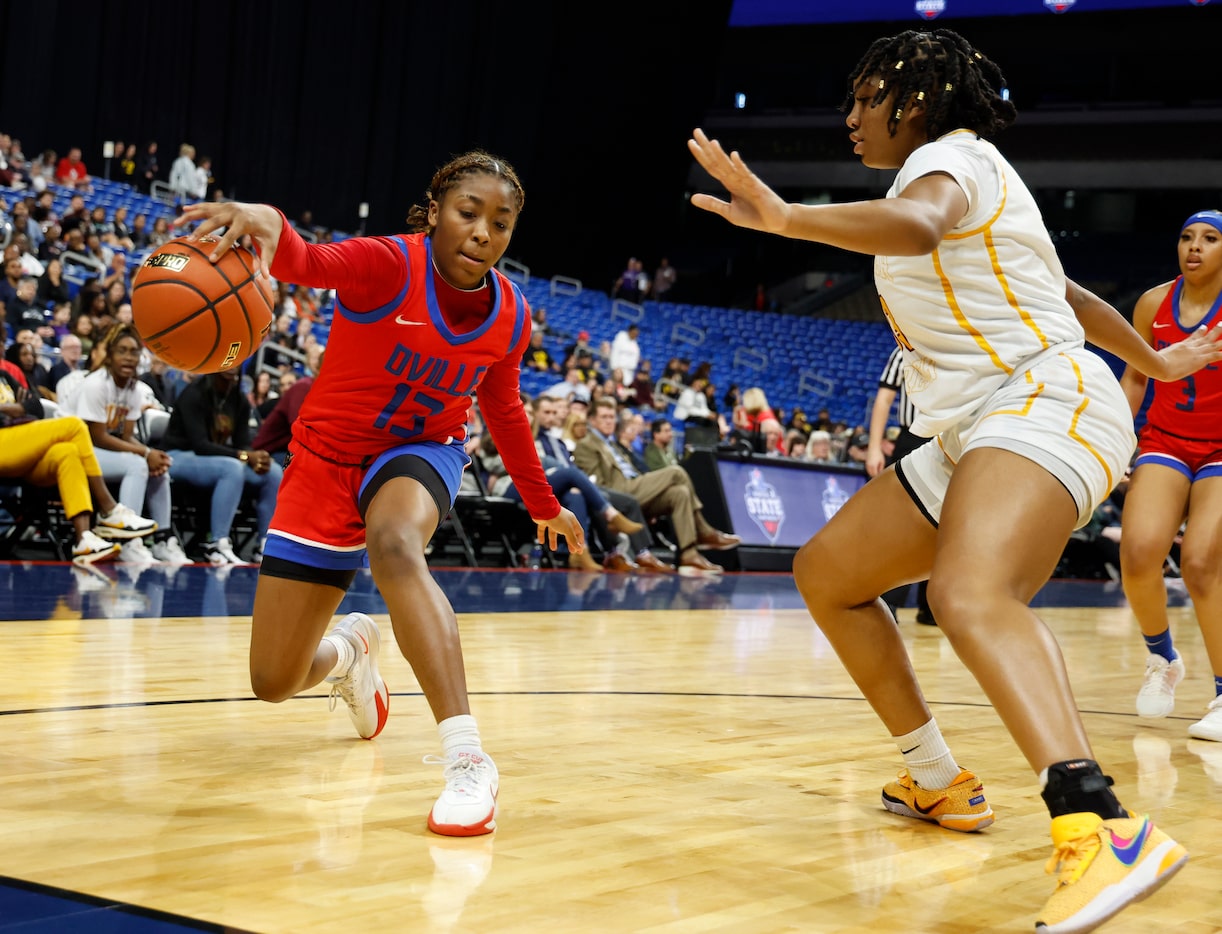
[1120,210,1222,742]
[176,151,584,837]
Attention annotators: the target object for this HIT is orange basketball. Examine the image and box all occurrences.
[131,236,275,374]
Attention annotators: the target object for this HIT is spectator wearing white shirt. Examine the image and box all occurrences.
[609,323,641,384]
[543,367,591,404]
[169,143,200,201]
[61,323,187,564]
[193,155,213,200]
[673,374,711,422]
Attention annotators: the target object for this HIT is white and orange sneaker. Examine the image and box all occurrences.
[325,612,389,739]
[881,767,994,832]
[426,751,499,837]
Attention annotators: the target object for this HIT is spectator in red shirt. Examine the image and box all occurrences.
[250,357,320,466]
[54,147,91,190]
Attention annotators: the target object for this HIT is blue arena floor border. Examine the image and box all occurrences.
[0,561,1144,624]
[0,875,254,933]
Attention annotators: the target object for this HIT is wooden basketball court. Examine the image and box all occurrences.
[0,563,1219,932]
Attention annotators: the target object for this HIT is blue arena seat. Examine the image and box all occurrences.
[516,275,895,425]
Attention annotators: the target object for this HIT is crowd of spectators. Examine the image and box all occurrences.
[521,298,882,473]
[4,128,893,573]
[1,129,336,565]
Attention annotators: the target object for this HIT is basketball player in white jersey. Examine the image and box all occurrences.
[689,28,1222,933]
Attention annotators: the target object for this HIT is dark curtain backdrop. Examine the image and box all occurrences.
[0,1,733,287]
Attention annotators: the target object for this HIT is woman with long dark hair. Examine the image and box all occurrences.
[689,28,1222,931]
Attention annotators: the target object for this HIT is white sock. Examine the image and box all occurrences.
[439,714,482,760]
[895,718,961,789]
[322,633,355,681]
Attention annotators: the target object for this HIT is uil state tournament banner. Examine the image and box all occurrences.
[729,0,1209,27]
[714,458,867,549]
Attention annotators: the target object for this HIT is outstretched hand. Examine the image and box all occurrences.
[687,128,792,235]
[174,201,284,274]
[536,507,586,554]
[1157,322,1222,381]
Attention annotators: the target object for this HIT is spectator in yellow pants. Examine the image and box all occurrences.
[0,416,156,564]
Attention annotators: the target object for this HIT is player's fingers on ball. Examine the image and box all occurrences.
[208,231,240,262]
[184,212,223,240]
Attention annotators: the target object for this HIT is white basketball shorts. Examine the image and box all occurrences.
[896,343,1136,531]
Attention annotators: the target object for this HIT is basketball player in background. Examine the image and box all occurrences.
[177,150,582,837]
[1118,210,1222,743]
[689,28,1222,932]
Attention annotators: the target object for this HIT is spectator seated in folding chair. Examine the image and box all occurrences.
[478,431,643,571]
[0,372,156,564]
[574,398,739,575]
[530,394,665,572]
[249,352,322,467]
[161,369,283,565]
[57,323,189,565]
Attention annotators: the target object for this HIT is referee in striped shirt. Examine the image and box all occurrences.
[866,345,923,473]
[867,345,936,625]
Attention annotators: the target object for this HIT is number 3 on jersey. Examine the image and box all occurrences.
[1175,374,1196,413]
[374,383,445,440]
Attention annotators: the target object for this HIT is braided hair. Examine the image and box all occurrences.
[841,29,1016,141]
[102,321,142,354]
[405,150,525,233]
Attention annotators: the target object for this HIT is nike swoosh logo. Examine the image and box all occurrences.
[914,795,947,815]
[1110,818,1152,866]
[900,745,921,754]
[355,632,369,654]
[1152,323,1171,328]
[374,691,389,735]
[395,315,426,326]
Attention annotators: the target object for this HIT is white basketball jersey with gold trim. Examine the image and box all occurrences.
[874,131,1085,437]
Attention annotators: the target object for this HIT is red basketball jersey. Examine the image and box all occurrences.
[1144,276,1222,441]
[268,221,557,517]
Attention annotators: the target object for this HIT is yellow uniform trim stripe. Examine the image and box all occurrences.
[932,247,1014,375]
[934,165,1050,368]
[982,226,1051,349]
[1063,353,1113,491]
[983,368,1044,419]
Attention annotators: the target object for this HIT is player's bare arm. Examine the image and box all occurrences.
[865,385,896,478]
[1067,276,1222,382]
[689,129,965,256]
